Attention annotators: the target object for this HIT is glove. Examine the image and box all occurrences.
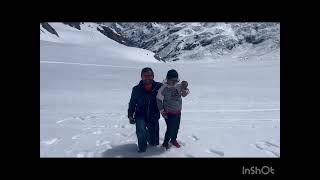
[128,116,135,124]
[181,80,188,89]
[181,88,189,97]
[181,81,189,97]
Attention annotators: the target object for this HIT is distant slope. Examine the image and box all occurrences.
[40,23,158,63]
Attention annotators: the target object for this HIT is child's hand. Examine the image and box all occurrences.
[161,111,168,119]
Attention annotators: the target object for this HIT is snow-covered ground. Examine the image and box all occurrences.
[40,23,280,157]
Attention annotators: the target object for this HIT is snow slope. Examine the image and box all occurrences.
[40,23,280,157]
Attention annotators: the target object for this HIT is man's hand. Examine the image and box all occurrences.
[161,111,168,119]
[128,116,135,124]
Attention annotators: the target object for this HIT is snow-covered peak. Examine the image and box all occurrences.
[40,22,280,62]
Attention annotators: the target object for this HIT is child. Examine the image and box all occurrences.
[156,69,190,149]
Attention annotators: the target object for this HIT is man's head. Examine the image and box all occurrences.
[166,69,179,86]
[141,67,154,85]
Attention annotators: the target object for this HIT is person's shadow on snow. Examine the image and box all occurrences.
[101,143,165,157]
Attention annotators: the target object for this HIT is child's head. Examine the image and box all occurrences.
[166,69,180,86]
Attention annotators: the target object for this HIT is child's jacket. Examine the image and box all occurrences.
[156,80,189,115]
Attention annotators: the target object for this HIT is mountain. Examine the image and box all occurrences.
[40,22,280,62]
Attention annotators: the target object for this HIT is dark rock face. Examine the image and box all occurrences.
[140,38,158,49]
[182,43,199,50]
[41,23,59,37]
[200,39,213,47]
[96,25,134,46]
[168,27,183,34]
[63,23,81,30]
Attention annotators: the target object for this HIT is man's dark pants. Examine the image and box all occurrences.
[135,118,159,151]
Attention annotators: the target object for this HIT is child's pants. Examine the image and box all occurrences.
[163,114,181,144]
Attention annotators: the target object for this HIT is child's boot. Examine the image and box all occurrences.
[170,140,181,148]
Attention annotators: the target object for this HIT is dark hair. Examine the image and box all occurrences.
[141,67,154,77]
[166,69,178,80]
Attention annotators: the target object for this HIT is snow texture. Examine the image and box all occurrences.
[40,23,280,157]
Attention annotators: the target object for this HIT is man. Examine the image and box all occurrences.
[128,67,162,153]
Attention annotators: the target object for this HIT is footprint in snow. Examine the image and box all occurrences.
[92,130,103,135]
[41,138,61,146]
[116,132,129,137]
[71,134,81,140]
[189,134,199,141]
[206,148,224,157]
[253,141,280,157]
[76,151,94,158]
[96,140,110,146]
[185,153,194,157]
[263,141,280,148]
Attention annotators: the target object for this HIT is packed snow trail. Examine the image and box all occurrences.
[40,61,142,69]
